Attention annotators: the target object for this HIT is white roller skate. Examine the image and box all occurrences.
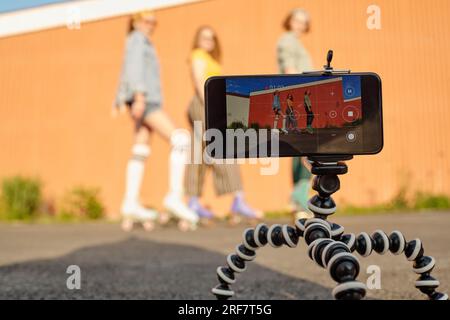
[121,201,159,232]
[163,194,199,231]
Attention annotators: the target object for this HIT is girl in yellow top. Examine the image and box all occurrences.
[191,48,222,82]
[185,26,262,222]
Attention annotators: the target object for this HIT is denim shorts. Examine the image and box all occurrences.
[126,100,161,118]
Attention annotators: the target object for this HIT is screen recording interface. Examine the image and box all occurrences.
[225,75,365,154]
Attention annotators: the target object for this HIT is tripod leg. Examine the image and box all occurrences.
[300,218,366,300]
[337,229,448,300]
[212,223,300,299]
[304,172,367,300]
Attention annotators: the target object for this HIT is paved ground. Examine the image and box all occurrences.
[0,212,449,300]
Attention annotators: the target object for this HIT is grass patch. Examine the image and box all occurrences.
[263,190,450,218]
[337,190,450,216]
[57,186,105,221]
[0,176,42,221]
[0,175,106,223]
[264,210,292,219]
[414,192,450,210]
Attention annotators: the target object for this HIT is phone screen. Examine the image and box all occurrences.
[206,73,383,158]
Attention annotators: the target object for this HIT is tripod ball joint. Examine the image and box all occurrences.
[332,281,367,300]
[243,224,268,250]
[295,218,307,237]
[313,174,340,195]
[303,218,331,244]
[389,230,406,255]
[404,238,423,261]
[327,252,360,283]
[308,195,336,216]
[308,238,333,267]
[355,230,390,256]
[321,241,351,268]
[330,223,345,240]
[308,238,365,299]
[340,233,356,251]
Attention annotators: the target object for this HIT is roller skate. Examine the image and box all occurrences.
[121,201,159,232]
[188,197,216,227]
[229,193,263,226]
[163,194,199,231]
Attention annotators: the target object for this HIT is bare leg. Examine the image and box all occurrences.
[143,109,176,140]
[281,115,288,134]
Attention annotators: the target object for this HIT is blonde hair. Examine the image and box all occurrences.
[283,8,310,32]
[192,25,222,62]
[128,10,156,33]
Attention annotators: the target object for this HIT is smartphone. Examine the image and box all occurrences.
[205,73,383,158]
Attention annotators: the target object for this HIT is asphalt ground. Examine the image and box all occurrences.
[0,212,448,299]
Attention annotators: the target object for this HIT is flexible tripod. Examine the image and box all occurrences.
[211,156,448,300]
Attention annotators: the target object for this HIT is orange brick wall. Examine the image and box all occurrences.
[0,0,449,217]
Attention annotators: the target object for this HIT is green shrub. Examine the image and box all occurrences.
[0,176,42,220]
[340,189,450,215]
[264,209,291,219]
[59,187,104,221]
[387,186,410,210]
[414,192,450,210]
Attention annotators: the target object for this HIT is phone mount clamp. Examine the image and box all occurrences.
[304,49,351,75]
[211,51,448,300]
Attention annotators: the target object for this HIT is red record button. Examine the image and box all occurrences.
[342,106,359,123]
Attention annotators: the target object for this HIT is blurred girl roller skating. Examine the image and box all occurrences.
[115,11,198,231]
[185,26,262,225]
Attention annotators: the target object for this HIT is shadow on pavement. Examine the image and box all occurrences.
[0,237,332,299]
